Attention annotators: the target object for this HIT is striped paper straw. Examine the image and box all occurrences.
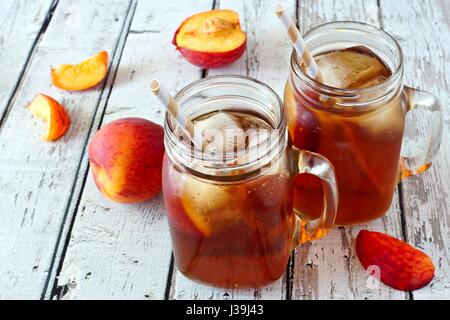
[275,4,323,82]
[150,80,202,149]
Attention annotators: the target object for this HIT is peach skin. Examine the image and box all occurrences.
[89,118,165,203]
[27,94,71,141]
[173,10,246,68]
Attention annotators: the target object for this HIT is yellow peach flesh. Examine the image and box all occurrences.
[51,51,108,91]
[176,10,246,53]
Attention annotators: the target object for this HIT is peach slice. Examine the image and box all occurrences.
[173,10,246,68]
[179,200,212,237]
[27,94,71,141]
[51,51,109,91]
[162,156,209,237]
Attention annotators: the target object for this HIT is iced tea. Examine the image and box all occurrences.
[285,46,406,225]
[163,75,339,288]
[163,111,294,288]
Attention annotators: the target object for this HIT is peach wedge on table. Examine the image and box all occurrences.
[173,10,246,68]
[51,51,109,91]
[27,94,71,141]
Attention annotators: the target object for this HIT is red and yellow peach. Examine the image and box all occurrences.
[89,118,165,203]
[173,10,246,69]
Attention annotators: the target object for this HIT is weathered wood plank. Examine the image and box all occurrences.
[43,0,138,300]
[380,0,450,300]
[1,0,445,301]
[0,0,132,299]
[290,0,407,300]
[55,0,214,300]
[0,0,54,120]
[169,0,296,300]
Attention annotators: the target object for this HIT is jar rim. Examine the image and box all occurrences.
[175,74,283,115]
[291,21,404,101]
[164,75,287,178]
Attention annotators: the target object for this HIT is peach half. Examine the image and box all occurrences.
[27,94,71,141]
[173,9,246,68]
[89,118,165,203]
[51,51,109,91]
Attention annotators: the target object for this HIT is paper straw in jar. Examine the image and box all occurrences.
[150,80,202,149]
[275,4,324,82]
[275,6,383,192]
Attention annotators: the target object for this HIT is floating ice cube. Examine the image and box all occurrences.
[359,97,404,137]
[316,47,391,89]
[180,175,244,235]
[239,128,271,163]
[194,112,246,154]
[181,175,231,212]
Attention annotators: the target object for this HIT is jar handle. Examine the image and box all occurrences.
[400,86,443,180]
[292,150,338,245]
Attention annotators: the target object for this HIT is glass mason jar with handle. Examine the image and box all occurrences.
[285,22,443,226]
[162,75,338,288]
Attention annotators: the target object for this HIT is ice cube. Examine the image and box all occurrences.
[194,112,246,154]
[181,175,231,211]
[180,175,243,235]
[239,128,271,163]
[316,47,391,89]
[359,96,404,137]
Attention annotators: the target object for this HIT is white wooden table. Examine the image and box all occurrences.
[0,0,448,300]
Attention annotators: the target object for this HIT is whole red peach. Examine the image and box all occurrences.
[89,118,165,203]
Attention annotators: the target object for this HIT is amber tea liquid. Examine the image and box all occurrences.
[285,46,406,225]
[163,111,294,287]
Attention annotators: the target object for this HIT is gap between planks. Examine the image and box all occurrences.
[286,0,301,300]
[379,0,413,300]
[0,0,59,131]
[43,0,138,300]
[37,0,445,300]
